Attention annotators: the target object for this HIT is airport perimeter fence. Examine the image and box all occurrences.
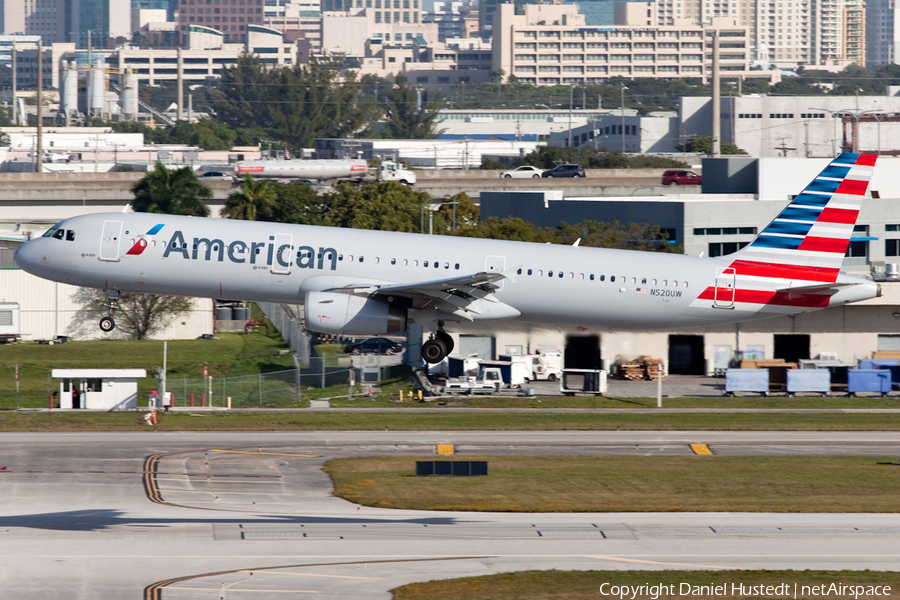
[165,360,355,408]
[256,301,312,366]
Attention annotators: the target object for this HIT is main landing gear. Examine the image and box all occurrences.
[99,290,118,332]
[422,321,454,364]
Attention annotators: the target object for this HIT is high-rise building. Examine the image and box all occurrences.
[866,0,899,66]
[1,0,68,43]
[70,0,132,46]
[176,0,265,44]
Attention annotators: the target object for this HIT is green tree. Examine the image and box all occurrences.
[453,218,682,253]
[131,162,211,216]
[209,55,381,149]
[678,135,747,155]
[270,181,331,225]
[382,75,444,139]
[325,182,432,232]
[79,289,194,340]
[223,175,277,221]
[162,119,237,150]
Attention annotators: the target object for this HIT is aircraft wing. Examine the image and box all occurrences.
[327,271,515,321]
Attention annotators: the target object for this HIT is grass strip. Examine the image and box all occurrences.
[0,410,899,431]
[326,456,900,512]
[391,570,900,600]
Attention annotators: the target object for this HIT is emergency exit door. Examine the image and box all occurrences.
[99,220,123,262]
[485,255,506,290]
[714,267,736,308]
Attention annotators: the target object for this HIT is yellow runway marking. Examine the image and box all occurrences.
[241,571,380,580]
[588,555,740,570]
[211,449,317,458]
[691,443,713,455]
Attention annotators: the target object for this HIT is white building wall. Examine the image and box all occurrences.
[0,269,213,341]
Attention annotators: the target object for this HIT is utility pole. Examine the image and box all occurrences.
[711,29,721,157]
[87,31,92,117]
[567,85,573,147]
[36,40,43,173]
[620,83,627,152]
[10,40,16,125]
[177,48,184,121]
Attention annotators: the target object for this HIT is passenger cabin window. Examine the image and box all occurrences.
[455,263,460,270]
[610,276,616,282]
[424,261,429,267]
[391,258,396,265]
[528,269,533,275]
[359,256,365,263]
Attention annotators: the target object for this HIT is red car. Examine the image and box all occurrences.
[662,170,702,186]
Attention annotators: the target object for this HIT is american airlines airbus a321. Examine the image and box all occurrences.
[14,153,882,364]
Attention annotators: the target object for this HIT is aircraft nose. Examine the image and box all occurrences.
[14,239,47,275]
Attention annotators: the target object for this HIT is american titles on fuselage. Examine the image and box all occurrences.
[161,230,338,270]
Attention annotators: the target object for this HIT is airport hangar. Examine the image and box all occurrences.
[2,156,900,377]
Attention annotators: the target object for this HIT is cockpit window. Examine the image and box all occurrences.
[42,228,58,238]
[65,230,75,241]
[52,229,65,240]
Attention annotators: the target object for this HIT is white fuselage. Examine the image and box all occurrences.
[13,212,879,334]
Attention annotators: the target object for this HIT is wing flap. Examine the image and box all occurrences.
[325,271,516,321]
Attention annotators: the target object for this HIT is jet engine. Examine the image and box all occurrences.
[304,291,407,335]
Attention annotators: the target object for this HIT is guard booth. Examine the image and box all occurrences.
[51,369,146,410]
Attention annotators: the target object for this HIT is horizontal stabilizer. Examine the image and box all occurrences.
[776,282,859,295]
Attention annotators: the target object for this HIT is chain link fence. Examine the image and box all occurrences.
[166,358,363,408]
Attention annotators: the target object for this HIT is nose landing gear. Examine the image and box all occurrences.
[99,290,118,332]
[421,322,454,364]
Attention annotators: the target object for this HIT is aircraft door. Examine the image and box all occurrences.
[271,234,293,275]
[485,255,506,291]
[713,267,736,308]
[99,220,123,262]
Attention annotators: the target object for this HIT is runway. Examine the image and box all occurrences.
[1,431,898,599]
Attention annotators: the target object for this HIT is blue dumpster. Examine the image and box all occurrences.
[786,369,831,395]
[725,369,770,396]
[857,359,900,387]
[847,369,891,396]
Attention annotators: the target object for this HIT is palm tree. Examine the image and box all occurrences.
[131,162,212,216]
[223,175,277,221]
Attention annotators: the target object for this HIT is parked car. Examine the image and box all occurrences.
[499,165,543,179]
[344,337,404,355]
[196,171,236,181]
[541,164,586,178]
[662,170,702,186]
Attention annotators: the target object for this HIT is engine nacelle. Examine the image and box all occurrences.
[305,292,407,335]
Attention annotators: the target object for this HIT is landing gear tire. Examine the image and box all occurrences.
[422,338,448,364]
[435,331,454,355]
[100,290,119,333]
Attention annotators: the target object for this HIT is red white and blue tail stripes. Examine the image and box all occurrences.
[694,153,876,312]
[738,152,875,273]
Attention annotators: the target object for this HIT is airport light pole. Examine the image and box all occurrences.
[809,107,856,156]
[862,110,886,155]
